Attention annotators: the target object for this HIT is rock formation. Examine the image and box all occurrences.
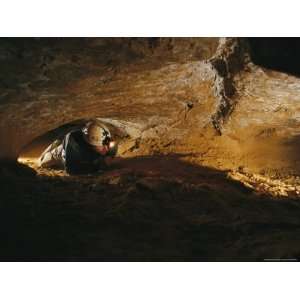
[2,37,300,260]
[0,38,218,159]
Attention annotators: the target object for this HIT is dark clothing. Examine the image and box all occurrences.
[62,130,106,174]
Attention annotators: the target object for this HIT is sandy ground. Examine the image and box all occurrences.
[0,129,298,261]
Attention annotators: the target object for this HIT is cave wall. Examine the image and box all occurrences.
[0,38,248,160]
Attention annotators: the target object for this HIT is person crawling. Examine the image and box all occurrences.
[38,120,118,175]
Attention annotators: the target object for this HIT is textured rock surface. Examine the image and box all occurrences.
[3,37,300,189]
[0,38,221,160]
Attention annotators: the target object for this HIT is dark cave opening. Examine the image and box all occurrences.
[248,38,300,76]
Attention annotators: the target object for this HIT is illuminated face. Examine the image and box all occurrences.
[93,141,116,156]
[93,144,109,155]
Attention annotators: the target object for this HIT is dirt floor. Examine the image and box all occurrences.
[1,130,300,261]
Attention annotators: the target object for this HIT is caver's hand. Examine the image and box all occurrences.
[104,156,114,166]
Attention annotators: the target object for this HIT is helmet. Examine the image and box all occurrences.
[82,121,111,147]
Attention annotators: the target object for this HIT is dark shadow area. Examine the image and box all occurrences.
[248,38,300,77]
[1,154,300,261]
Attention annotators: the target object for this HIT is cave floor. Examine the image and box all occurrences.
[2,153,300,261]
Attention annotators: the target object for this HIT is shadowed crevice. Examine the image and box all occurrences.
[248,37,300,77]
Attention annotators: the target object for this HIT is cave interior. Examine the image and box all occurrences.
[2,37,300,261]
